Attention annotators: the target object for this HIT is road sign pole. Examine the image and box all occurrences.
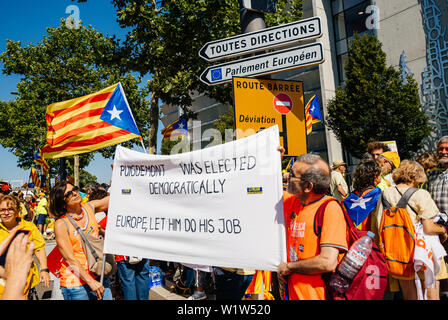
[239,0,270,79]
[59,157,67,182]
[240,0,266,33]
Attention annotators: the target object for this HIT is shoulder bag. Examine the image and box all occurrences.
[66,214,117,277]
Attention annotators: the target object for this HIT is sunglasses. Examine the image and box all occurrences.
[64,186,79,199]
[287,168,302,181]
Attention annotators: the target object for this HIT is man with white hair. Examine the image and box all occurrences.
[278,154,348,300]
[428,136,448,213]
[428,136,448,299]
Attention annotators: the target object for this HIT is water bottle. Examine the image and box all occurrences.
[329,231,375,293]
[149,267,155,288]
[153,267,161,287]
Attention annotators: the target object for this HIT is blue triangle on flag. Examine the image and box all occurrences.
[100,84,141,136]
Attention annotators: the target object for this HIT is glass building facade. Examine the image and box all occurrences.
[331,0,373,84]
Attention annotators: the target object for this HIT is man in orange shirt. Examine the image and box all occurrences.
[278,154,348,300]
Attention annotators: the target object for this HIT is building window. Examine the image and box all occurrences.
[343,0,366,10]
[344,2,371,39]
[332,0,371,85]
[333,12,346,41]
[337,53,349,83]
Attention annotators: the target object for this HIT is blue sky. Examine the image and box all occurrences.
[0,0,163,186]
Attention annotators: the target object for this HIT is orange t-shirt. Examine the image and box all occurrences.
[283,192,348,300]
[59,203,100,288]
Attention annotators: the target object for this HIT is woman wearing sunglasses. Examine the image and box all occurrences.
[0,194,50,299]
[49,181,111,300]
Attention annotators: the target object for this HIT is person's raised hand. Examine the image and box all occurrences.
[2,233,35,300]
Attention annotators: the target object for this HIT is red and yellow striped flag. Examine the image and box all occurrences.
[34,148,50,175]
[30,167,41,188]
[305,94,323,135]
[42,83,141,159]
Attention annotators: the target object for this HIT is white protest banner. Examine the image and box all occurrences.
[104,125,286,271]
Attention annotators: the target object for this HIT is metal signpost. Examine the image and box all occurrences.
[199,16,322,62]
[241,0,277,13]
[199,42,324,86]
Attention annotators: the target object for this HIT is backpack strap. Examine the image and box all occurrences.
[395,187,419,214]
[314,197,336,238]
[314,197,357,238]
[396,187,418,209]
[380,193,392,211]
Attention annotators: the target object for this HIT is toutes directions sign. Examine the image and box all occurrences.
[198,17,322,62]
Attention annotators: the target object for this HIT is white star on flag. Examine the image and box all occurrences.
[350,197,372,210]
[107,105,123,121]
[178,123,184,129]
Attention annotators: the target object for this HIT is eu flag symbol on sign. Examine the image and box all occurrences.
[211,68,223,81]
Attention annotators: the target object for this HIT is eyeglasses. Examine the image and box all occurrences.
[287,168,302,181]
[64,186,79,199]
[0,207,15,214]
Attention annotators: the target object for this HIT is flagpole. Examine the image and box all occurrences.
[139,138,147,154]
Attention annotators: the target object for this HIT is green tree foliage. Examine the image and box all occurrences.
[76,0,303,153]
[213,106,235,142]
[326,33,431,159]
[0,20,150,177]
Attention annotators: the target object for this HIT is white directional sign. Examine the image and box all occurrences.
[199,42,324,86]
[198,16,322,62]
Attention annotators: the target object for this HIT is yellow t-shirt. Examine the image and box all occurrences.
[0,219,46,298]
[19,202,28,219]
[36,198,48,216]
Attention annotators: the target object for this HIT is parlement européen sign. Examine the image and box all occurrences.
[200,42,324,86]
[103,126,287,272]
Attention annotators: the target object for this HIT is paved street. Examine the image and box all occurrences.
[33,239,187,300]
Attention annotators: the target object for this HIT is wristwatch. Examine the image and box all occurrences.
[40,268,50,273]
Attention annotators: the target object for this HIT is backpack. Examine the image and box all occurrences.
[315,198,388,300]
[379,187,418,279]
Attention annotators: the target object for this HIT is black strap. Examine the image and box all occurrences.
[381,187,418,211]
[395,187,419,215]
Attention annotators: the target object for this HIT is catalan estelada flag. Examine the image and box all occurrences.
[34,148,50,175]
[305,94,323,135]
[29,167,41,188]
[42,83,141,159]
[161,118,188,141]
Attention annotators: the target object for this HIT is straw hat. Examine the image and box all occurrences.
[331,160,346,170]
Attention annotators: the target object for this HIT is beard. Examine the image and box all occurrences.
[381,166,390,175]
[439,157,448,167]
[287,183,307,203]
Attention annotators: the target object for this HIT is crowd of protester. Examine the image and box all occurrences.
[1,136,448,300]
